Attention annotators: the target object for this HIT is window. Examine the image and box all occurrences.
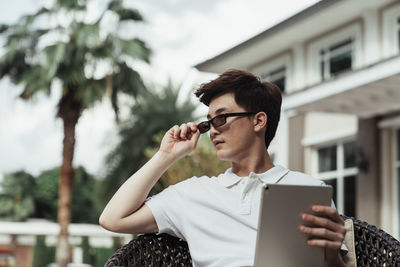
[383,4,400,57]
[252,54,290,93]
[307,23,361,84]
[261,67,286,93]
[320,39,353,80]
[315,140,357,216]
[397,17,400,51]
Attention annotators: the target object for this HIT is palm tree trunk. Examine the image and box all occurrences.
[56,89,82,267]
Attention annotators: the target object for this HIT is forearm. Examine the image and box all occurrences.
[99,151,175,224]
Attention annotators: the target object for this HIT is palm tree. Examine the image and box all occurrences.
[100,80,197,204]
[0,0,150,265]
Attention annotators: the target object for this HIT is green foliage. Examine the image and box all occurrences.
[81,236,95,265]
[33,166,100,223]
[0,166,100,223]
[99,81,197,206]
[112,237,122,251]
[80,236,120,267]
[146,135,230,195]
[108,0,143,21]
[93,247,116,267]
[71,166,99,223]
[31,236,55,267]
[34,168,59,221]
[0,171,36,221]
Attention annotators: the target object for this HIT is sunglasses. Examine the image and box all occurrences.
[197,112,257,134]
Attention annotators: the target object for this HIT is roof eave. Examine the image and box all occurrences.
[195,0,343,73]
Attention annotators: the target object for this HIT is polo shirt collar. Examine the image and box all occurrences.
[218,165,290,188]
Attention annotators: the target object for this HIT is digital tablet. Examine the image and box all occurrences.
[253,184,332,267]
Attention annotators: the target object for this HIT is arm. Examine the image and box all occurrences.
[299,205,348,267]
[99,123,200,234]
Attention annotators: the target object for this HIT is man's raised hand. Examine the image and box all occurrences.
[159,122,201,161]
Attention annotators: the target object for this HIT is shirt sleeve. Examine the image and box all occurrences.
[145,185,185,240]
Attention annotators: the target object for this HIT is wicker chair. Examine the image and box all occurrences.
[105,216,400,267]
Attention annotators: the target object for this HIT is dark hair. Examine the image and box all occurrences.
[194,69,282,149]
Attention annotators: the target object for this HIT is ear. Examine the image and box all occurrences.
[253,112,267,133]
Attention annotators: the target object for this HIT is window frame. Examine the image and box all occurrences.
[307,23,362,85]
[311,138,358,215]
[261,66,286,92]
[382,2,400,58]
[320,38,354,80]
[251,54,291,93]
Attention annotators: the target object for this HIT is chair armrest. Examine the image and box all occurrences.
[341,215,400,267]
[104,233,192,267]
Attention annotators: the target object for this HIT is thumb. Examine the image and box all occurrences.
[190,129,201,147]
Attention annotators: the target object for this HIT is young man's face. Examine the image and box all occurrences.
[207,92,257,162]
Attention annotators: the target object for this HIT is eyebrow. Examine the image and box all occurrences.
[207,107,227,119]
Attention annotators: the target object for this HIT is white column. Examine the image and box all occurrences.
[362,9,380,66]
[291,43,306,92]
[73,246,83,263]
[379,128,395,235]
[275,110,290,167]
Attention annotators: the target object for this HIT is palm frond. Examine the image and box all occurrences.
[72,22,100,48]
[20,7,51,25]
[0,24,9,34]
[53,0,87,11]
[113,62,146,96]
[43,42,66,80]
[115,8,143,22]
[91,36,115,59]
[116,37,151,62]
[19,65,52,98]
[75,78,106,108]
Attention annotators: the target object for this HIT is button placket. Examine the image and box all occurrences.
[239,177,257,215]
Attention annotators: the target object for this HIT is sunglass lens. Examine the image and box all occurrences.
[198,122,210,133]
[213,115,226,128]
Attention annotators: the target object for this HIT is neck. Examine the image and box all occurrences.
[231,148,274,177]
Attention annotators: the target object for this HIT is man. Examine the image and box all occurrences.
[100,69,347,267]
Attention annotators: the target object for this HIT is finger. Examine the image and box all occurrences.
[180,124,191,139]
[312,205,344,224]
[188,122,198,133]
[306,239,343,250]
[172,125,180,139]
[299,225,345,242]
[301,213,346,235]
[190,128,201,146]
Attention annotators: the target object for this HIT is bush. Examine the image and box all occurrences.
[81,236,95,265]
[31,236,55,267]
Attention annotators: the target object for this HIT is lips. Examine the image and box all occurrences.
[213,140,224,147]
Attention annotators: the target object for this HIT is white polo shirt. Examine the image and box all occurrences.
[145,165,327,267]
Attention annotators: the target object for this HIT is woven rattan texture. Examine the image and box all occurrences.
[104,233,192,267]
[342,216,400,267]
[105,217,400,267]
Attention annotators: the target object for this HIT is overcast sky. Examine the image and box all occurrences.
[0,0,320,178]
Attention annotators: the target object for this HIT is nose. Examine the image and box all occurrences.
[209,124,220,139]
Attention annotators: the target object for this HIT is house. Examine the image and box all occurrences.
[196,0,400,239]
